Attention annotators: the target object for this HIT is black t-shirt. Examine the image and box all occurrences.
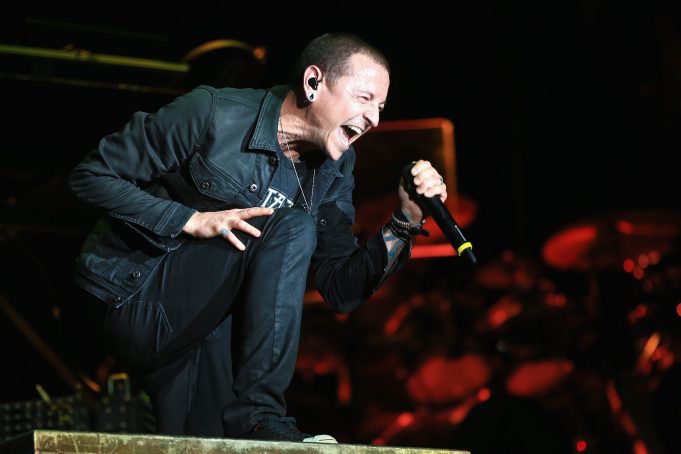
[260,155,317,212]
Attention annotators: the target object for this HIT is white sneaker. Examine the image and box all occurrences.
[303,434,338,444]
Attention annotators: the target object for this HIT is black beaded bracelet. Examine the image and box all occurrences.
[386,209,429,241]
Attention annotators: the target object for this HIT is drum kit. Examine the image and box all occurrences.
[337,205,681,449]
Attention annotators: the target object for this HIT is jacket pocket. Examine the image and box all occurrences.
[189,153,242,201]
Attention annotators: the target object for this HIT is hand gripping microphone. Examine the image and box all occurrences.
[402,162,477,265]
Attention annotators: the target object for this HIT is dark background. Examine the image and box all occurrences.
[1,2,680,453]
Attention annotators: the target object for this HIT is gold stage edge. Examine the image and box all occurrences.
[2,430,470,454]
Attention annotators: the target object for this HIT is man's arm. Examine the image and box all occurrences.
[68,87,214,240]
[312,203,411,314]
[313,160,446,313]
[382,225,410,274]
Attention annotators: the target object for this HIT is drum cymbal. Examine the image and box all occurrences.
[542,209,681,271]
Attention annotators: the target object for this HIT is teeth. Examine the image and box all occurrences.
[347,125,363,136]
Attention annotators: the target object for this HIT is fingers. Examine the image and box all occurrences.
[238,207,274,219]
[219,226,246,251]
[234,218,264,238]
[233,207,274,238]
[217,206,274,250]
[410,159,435,177]
[409,160,447,198]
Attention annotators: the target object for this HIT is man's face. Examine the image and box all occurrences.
[314,53,389,160]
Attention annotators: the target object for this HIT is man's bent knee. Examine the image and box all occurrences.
[265,208,317,254]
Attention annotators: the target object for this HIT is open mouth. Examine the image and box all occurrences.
[342,125,364,144]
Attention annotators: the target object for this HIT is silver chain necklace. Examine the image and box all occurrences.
[279,118,315,214]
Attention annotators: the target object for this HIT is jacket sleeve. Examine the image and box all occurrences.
[312,158,411,314]
[68,86,214,241]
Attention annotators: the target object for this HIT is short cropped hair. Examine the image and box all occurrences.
[290,33,390,91]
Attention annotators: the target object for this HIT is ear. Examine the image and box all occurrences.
[303,65,323,85]
[303,66,323,101]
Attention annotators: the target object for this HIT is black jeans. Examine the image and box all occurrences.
[99,208,317,437]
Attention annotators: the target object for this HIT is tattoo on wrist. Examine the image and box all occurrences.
[383,228,399,243]
[383,226,406,273]
[387,243,401,268]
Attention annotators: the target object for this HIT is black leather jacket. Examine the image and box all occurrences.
[69,85,409,313]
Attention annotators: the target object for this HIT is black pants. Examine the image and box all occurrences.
[99,208,317,437]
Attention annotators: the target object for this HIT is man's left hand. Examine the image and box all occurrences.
[397,159,447,224]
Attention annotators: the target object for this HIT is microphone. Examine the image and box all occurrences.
[402,162,477,265]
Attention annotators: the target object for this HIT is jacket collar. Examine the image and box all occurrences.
[248,85,344,179]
